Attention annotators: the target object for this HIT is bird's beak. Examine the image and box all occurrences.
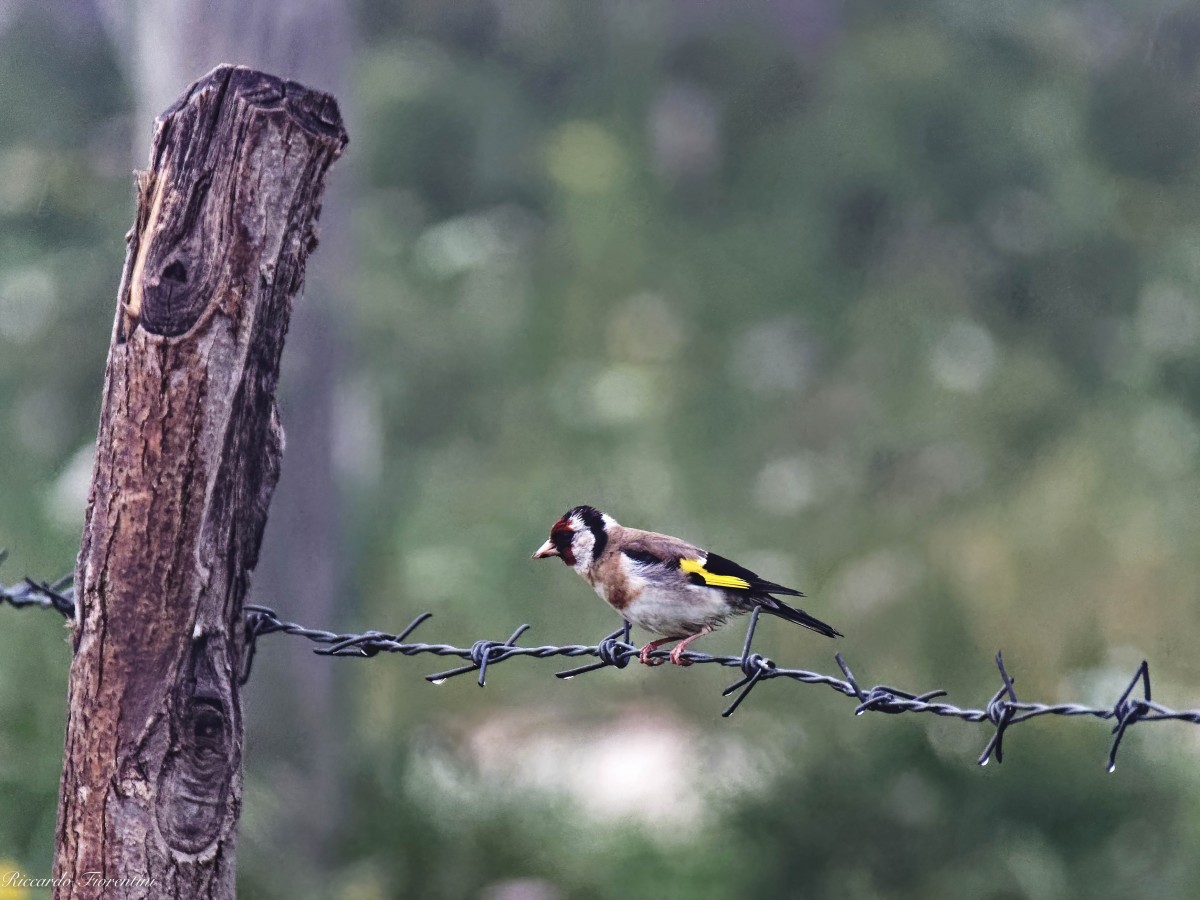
[531,539,559,560]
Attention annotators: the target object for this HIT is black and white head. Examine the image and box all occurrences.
[531,505,615,574]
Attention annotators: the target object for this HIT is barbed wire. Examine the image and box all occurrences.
[6,561,1200,772]
[0,554,75,617]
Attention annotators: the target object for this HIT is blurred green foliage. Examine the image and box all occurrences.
[3,1,1200,898]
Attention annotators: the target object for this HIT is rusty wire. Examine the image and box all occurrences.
[6,563,1200,772]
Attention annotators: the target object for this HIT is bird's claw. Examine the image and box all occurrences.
[639,645,664,666]
[669,646,693,666]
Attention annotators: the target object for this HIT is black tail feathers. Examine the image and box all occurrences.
[756,596,842,638]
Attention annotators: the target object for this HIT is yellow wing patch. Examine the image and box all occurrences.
[679,557,751,590]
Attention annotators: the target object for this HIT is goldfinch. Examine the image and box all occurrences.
[532,505,841,666]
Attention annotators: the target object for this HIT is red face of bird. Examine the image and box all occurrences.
[531,505,613,572]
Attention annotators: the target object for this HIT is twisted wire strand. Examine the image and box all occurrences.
[6,566,1200,771]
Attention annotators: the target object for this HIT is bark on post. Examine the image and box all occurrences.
[53,66,346,899]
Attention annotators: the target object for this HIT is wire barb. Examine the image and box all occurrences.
[426,623,532,686]
[977,652,1019,766]
[720,609,775,717]
[1106,661,1151,773]
[6,569,1200,770]
[556,622,634,679]
[0,567,76,618]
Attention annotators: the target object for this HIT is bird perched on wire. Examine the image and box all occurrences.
[532,505,840,666]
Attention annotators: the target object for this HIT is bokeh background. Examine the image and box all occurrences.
[3,1,1200,897]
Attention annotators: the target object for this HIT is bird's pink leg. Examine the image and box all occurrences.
[639,637,675,666]
[669,626,714,666]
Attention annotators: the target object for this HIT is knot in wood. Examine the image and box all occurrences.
[156,636,237,855]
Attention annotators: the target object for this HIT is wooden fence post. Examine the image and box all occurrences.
[53,65,346,899]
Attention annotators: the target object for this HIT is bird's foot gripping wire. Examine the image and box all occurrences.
[668,626,714,666]
[639,637,673,666]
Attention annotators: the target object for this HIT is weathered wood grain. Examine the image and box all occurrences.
[53,65,346,900]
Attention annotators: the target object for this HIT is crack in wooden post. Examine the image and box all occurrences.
[53,65,347,900]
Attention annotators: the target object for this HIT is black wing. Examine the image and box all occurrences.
[628,544,840,637]
[699,552,806,597]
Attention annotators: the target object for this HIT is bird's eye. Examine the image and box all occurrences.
[551,527,572,552]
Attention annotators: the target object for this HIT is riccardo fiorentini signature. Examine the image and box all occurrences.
[2,868,157,890]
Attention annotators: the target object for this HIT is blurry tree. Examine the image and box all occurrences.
[0,1,128,878]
